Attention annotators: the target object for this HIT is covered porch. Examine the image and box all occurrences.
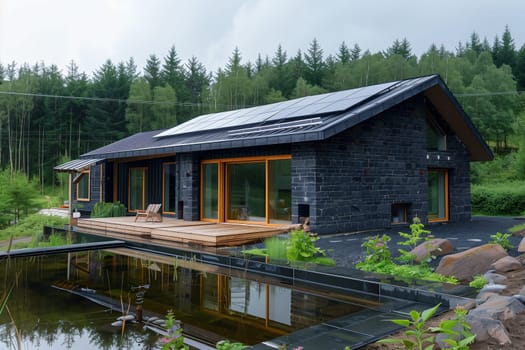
[76,216,291,246]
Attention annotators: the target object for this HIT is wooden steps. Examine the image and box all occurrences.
[77,217,288,246]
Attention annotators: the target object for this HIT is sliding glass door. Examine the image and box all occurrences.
[201,156,291,224]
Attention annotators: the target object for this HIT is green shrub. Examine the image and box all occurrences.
[489,232,514,250]
[91,202,127,218]
[469,275,487,289]
[0,213,68,241]
[471,181,525,215]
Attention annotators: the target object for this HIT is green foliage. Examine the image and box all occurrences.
[489,231,514,250]
[469,274,488,289]
[90,201,127,218]
[429,307,476,350]
[378,303,441,350]
[0,169,42,225]
[0,213,68,242]
[264,237,288,261]
[471,181,525,215]
[161,310,188,350]
[509,222,525,234]
[360,234,392,265]
[242,230,335,266]
[216,340,247,350]
[286,230,326,262]
[29,232,71,248]
[357,225,457,284]
[397,217,431,264]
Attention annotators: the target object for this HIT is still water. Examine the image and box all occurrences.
[0,248,364,349]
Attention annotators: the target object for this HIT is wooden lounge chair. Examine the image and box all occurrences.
[134,204,162,222]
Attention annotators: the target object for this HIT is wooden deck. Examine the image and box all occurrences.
[77,216,289,246]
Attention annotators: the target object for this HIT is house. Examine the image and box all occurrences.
[54,74,492,234]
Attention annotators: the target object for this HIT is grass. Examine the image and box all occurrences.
[0,214,68,244]
[509,222,525,235]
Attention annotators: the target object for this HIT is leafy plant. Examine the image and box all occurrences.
[160,310,188,350]
[397,217,431,264]
[429,307,476,350]
[469,274,487,289]
[91,201,127,218]
[489,232,514,250]
[361,234,392,265]
[378,303,441,350]
[287,230,325,261]
[216,340,247,350]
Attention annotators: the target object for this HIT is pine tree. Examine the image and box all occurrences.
[350,43,361,61]
[304,38,325,86]
[337,41,351,64]
[144,54,162,90]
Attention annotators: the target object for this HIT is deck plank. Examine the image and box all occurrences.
[77,217,288,246]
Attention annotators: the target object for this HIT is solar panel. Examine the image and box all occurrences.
[155,80,401,138]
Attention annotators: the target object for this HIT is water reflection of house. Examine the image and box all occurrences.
[55,75,492,234]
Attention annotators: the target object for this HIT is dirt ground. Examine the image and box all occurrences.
[364,257,525,350]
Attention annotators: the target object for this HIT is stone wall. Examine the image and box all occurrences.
[293,94,472,234]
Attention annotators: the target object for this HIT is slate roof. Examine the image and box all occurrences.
[80,74,493,161]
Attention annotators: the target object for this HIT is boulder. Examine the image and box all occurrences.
[435,244,508,282]
[518,236,525,252]
[409,238,454,263]
[465,315,511,345]
[469,295,525,322]
[483,271,507,284]
[490,256,522,272]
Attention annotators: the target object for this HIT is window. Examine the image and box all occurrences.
[427,119,446,151]
[128,167,147,211]
[76,171,90,201]
[428,169,448,222]
[227,162,266,222]
[202,162,219,220]
[201,156,291,225]
[162,162,176,214]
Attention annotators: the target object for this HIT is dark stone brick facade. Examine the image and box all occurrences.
[291,94,471,234]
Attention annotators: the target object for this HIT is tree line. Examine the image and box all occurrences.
[0,26,524,188]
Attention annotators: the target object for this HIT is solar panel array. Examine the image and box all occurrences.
[155,81,399,138]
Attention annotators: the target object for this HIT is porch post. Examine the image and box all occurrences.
[69,173,73,224]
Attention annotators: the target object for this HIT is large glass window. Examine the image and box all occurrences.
[268,159,291,224]
[76,171,90,201]
[163,162,176,214]
[129,167,146,211]
[428,169,448,221]
[201,156,291,224]
[202,162,219,220]
[227,162,266,222]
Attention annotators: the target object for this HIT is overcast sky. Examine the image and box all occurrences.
[1,0,524,77]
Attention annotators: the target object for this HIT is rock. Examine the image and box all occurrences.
[483,271,507,284]
[490,256,522,272]
[469,295,525,322]
[435,244,508,282]
[476,291,500,305]
[479,284,507,294]
[518,236,525,252]
[409,238,454,263]
[466,315,511,345]
[519,285,525,298]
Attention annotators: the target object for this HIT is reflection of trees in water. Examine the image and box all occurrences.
[0,254,162,350]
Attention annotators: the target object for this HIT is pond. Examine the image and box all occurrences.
[0,247,368,349]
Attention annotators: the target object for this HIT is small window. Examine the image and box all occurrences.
[427,119,446,151]
[76,171,90,201]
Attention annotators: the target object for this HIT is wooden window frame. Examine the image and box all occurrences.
[128,167,147,212]
[76,170,90,202]
[428,168,449,223]
[200,155,291,225]
[162,162,177,215]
